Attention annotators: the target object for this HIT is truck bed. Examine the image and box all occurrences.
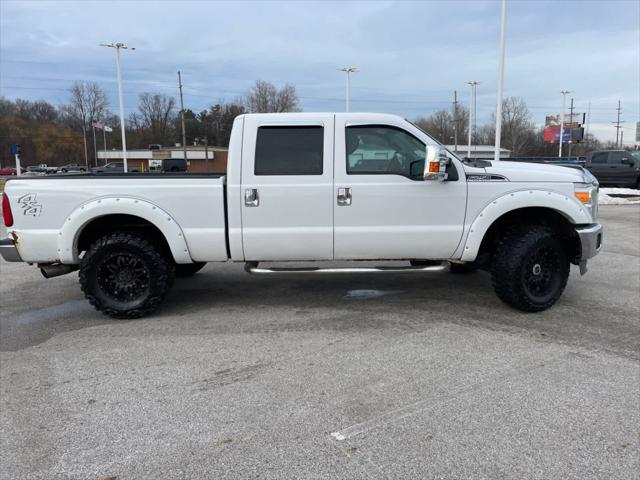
[4,174,229,264]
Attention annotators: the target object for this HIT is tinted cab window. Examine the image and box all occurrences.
[255,126,323,175]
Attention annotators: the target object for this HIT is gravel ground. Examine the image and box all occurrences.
[1,205,638,479]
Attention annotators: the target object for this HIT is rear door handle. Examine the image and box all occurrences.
[337,187,352,206]
[245,188,259,207]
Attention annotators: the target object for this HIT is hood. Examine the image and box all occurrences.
[481,161,586,183]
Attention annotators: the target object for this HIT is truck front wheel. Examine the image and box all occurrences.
[79,232,175,319]
[491,226,569,312]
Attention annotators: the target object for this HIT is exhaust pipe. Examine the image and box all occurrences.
[39,263,79,279]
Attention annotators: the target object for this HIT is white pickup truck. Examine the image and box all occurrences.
[1,113,602,318]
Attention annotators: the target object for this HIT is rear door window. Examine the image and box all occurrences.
[255,126,324,175]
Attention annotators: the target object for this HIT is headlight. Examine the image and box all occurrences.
[574,180,598,221]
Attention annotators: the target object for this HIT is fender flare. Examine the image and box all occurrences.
[460,189,593,261]
[58,196,192,264]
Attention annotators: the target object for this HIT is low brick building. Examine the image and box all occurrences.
[97,146,228,173]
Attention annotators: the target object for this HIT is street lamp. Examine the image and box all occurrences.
[336,67,359,112]
[559,90,571,158]
[465,80,480,159]
[100,42,135,172]
[493,0,507,161]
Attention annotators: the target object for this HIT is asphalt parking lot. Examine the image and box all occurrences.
[1,205,638,479]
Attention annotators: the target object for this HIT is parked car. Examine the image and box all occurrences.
[58,163,87,173]
[91,162,139,174]
[25,164,57,174]
[585,150,640,188]
[0,166,24,175]
[1,112,602,319]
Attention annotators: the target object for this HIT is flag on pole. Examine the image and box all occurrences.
[91,120,103,130]
[103,125,113,132]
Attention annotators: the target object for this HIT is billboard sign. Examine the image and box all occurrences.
[543,126,584,144]
[545,113,585,127]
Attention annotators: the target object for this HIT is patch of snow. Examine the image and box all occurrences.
[598,193,640,205]
[600,187,640,195]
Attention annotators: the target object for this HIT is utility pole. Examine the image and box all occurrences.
[493,0,507,162]
[558,90,570,157]
[453,90,459,153]
[337,67,359,112]
[82,125,89,169]
[100,42,134,172]
[92,122,98,166]
[178,71,188,163]
[465,80,480,158]
[568,98,574,158]
[585,100,591,142]
[204,136,209,172]
[613,100,623,148]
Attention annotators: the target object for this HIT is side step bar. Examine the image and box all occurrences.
[244,261,447,275]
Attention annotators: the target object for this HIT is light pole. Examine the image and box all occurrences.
[558,90,571,158]
[465,80,480,159]
[100,42,135,172]
[493,0,507,161]
[336,67,359,112]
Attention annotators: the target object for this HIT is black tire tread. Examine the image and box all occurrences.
[491,225,569,312]
[79,232,174,319]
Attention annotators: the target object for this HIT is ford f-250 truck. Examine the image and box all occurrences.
[1,113,603,318]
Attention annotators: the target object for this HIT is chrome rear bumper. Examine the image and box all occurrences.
[575,224,603,274]
[0,239,21,262]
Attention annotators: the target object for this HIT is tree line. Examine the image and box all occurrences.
[0,79,300,167]
[415,96,610,157]
[0,80,613,168]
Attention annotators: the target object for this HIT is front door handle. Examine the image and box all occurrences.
[245,188,259,207]
[337,187,352,206]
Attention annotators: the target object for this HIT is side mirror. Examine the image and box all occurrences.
[424,146,450,181]
[621,157,631,165]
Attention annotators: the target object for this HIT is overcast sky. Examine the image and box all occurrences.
[1,0,638,143]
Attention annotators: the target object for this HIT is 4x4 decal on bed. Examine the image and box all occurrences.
[18,193,42,217]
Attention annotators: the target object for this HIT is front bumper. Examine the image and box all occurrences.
[575,223,603,274]
[0,238,22,262]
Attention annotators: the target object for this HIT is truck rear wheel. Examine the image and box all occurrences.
[79,232,175,319]
[491,225,569,312]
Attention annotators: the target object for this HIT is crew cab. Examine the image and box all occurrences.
[1,113,603,318]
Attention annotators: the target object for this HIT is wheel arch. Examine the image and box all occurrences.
[461,190,592,262]
[58,196,192,264]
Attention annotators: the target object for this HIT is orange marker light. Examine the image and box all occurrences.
[428,162,439,173]
[575,191,590,203]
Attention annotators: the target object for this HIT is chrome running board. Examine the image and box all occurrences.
[244,261,447,275]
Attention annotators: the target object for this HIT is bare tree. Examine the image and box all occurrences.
[499,97,535,156]
[62,81,109,166]
[245,80,300,113]
[415,106,469,145]
[136,93,176,145]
